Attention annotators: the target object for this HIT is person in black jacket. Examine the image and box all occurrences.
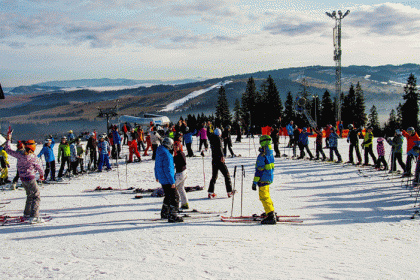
[347,124,362,165]
[86,133,98,171]
[208,128,233,199]
[222,125,236,157]
[270,125,280,158]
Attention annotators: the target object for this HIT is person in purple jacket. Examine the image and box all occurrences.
[5,131,45,224]
[197,124,208,152]
[375,137,388,170]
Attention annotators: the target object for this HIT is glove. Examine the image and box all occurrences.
[347,139,349,143]
[252,183,257,191]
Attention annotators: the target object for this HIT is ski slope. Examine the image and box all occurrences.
[1,136,419,279]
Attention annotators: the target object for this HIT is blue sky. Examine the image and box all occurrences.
[1,0,420,87]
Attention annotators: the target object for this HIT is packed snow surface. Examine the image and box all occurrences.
[1,136,420,279]
[160,81,232,112]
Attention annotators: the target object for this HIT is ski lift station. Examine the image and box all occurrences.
[119,114,171,127]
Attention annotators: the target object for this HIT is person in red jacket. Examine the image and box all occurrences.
[402,127,420,177]
[127,128,141,163]
[143,132,152,156]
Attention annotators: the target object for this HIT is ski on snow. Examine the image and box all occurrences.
[221,215,303,223]
[1,215,52,226]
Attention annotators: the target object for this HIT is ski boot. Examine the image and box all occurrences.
[168,206,183,223]
[180,203,189,210]
[261,211,277,225]
[208,193,216,199]
[161,204,170,219]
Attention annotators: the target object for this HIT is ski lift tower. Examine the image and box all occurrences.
[326,10,350,123]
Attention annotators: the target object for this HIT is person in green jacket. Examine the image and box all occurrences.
[361,127,377,166]
[386,129,406,173]
[57,136,71,178]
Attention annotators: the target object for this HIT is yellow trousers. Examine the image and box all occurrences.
[259,185,274,214]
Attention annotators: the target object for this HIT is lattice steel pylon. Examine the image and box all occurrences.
[326,10,350,123]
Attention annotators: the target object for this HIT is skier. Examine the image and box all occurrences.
[222,125,236,157]
[270,124,280,158]
[150,130,162,160]
[325,124,332,148]
[252,135,277,224]
[375,137,388,170]
[97,135,112,172]
[37,137,56,181]
[346,124,362,165]
[208,128,233,199]
[286,121,294,147]
[314,128,326,161]
[136,127,146,152]
[184,127,195,157]
[11,141,25,190]
[67,130,75,142]
[57,136,71,179]
[5,131,45,224]
[111,125,122,159]
[70,138,80,175]
[0,143,10,185]
[328,127,342,163]
[292,125,300,158]
[155,137,183,223]
[127,128,141,163]
[86,133,97,171]
[386,130,406,173]
[197,124,208,152]
[297,127,314,160]
[361,127,377,166]
[402,127,420,177]
[122,122,128,145]
[338,121,344,138]
[143,132,152,156]
[174,141,189,210]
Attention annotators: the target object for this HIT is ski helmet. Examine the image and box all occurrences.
[226,125,231,130]
[407,127,415,133]
[25,140,36,153]
[185,127,189,133]
[302,127,307,132]
[396,129,402,135]
[259,135,271,147]
[44,138,52,144]
[348,124,354,129]
[214,128,222,136]
[162,137,174,150]
[61,136,67,141]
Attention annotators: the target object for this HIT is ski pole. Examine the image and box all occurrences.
[241,165,245,217]
[202,153,206,188]
[125,155,128,189]
[231,165,237,217]
[116,157,121,190]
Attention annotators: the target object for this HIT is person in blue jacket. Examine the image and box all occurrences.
[286,121,294,147]
[111,125,122,159]
[252,135,276,224]
[183,127,196,157]
[328,127,342,162]
[38,137,56,181]
[155,137,183,223]
[298,127,314,159]
[97,135,112,172]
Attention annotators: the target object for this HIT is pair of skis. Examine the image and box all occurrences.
[1,214,52,226]
[221,214,303,224]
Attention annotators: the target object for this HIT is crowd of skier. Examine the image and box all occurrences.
[2,117,420,225]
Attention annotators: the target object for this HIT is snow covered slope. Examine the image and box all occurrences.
[1,137,419,279]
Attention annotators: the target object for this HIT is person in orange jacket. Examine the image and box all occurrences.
[128,128,141,163]
[143,132,152,156]
[402,127,420,177]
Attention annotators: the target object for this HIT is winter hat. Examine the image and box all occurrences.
[377,137,384,143]
[25,140,36,153]
[61,136,67,140]
[302,127,307,132]
[17,141,24,150]
[214,128,222,136]
[259,135,271,147]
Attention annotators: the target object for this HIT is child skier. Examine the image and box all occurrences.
[70,138,81,175]
[11,141,25,190]
[402,127,420,177]
[298,127,314,160]
[184,127,195,157]
[174,141,189,210]
[375,138,388,170]
[252,135,276,224]
[314,128,326,161]
[5,131,45,224]
[97,135,112,172]
[197,125,208,152]
[0,144,10,185]
[155,137,183,223]
[86,133,97,171]
[37,137,56,181]
[361,127,377,166]
[208,128,233,198]
[127,128,141,163]
[328,127,342,163]
[143,132,152,156]
[347,124,362,165]
[386,130,406,173]
[222,125,236,157]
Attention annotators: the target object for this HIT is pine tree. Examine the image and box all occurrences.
[367,105,381,135]
[384,109,399,137]
[341,85,356,127]
[233,98,241,124]
[355,82,367,127]
[320,90,334,127]
[261,75,283,126]
[401,73,419,130]
[241,77,258,128]
[215,86,231,126]
[283,91,295,124]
